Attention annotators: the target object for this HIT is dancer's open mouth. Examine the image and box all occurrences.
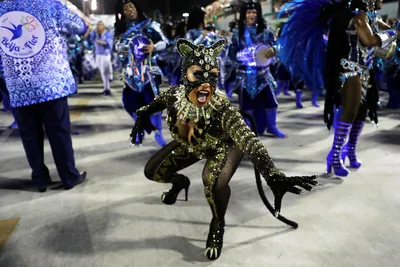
[196,90,210,104]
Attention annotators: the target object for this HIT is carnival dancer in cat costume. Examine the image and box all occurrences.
[228,0,286,138]
[129,38,319,260]
[279,0,397,176]
[114,0,169,146]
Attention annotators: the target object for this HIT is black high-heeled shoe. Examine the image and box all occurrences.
[161,174,190,205]
[205,217,225,260]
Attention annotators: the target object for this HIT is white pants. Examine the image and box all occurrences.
[95,54,112,90]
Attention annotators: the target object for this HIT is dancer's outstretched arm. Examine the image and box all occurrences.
[130,88,174,144]
[220,104,318,214]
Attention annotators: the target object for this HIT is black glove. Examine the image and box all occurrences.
[267,174,319,216]
[129,111,157,145]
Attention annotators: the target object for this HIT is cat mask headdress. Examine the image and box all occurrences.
[176,38,226,94]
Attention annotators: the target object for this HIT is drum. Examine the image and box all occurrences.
[130,35,151,62]
[236,44,273,67]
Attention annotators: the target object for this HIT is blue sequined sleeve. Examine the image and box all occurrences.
[228,29,240,66]
[263,28,276,47]
[88,31,96,44]
[105,31,114,50]
[50,0,88,35]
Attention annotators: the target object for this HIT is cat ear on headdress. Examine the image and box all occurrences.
[210,39,226,56]
[176,38,197,57]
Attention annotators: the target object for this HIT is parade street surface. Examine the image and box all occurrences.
[1,79,399,267]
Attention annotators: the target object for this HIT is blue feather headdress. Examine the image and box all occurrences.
[277,0,337,92]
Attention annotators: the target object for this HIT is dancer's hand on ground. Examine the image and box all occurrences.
[129,111,156,146]
[267,174,320,216]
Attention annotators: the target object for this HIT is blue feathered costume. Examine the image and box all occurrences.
[228,0,286,138]
[114,0,168,147]
[278,0,397,176]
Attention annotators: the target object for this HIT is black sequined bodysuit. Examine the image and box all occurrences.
[135,38,318,261]
[140,85,284,186]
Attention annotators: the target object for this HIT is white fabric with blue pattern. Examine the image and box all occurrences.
[0,0,87,107]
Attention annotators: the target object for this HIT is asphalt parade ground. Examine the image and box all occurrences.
[1,79,399,267]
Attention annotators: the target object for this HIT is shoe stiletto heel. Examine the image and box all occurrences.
[326,163,332,174]
[161,174,190,205]
[184,186,189,201]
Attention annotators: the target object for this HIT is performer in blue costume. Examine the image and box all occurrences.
[66,34,85,85]
[276,22,322,108]
[82,34,97,81]
[279,0,397,176]
[218,31,234,97]
[114,0,168,147]
[229,0,286,138]
[222,21,239,98]
[275,22,291,97]
[171,6,222,88]
[384,20,400,109]
[185,6,219,46]
[88,21,114,95]
[155,21,173,83]
[168,20,186,86]
[158,20,186,86]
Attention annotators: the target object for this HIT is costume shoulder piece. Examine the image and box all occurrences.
[166,85,184,95]
[149,20,170,43]
[149,21,162,33]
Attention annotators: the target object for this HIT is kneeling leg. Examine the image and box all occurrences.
[144,141,200,204]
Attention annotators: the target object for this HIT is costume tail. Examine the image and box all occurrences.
[277,0,336,93]
[240,111,298,228]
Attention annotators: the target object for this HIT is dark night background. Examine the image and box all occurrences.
[70,0,215,18]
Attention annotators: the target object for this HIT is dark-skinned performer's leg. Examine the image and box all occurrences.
[144,141,200,204]
[327,75,362,176]
[341,96,368,169]
[202,141,244,260]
